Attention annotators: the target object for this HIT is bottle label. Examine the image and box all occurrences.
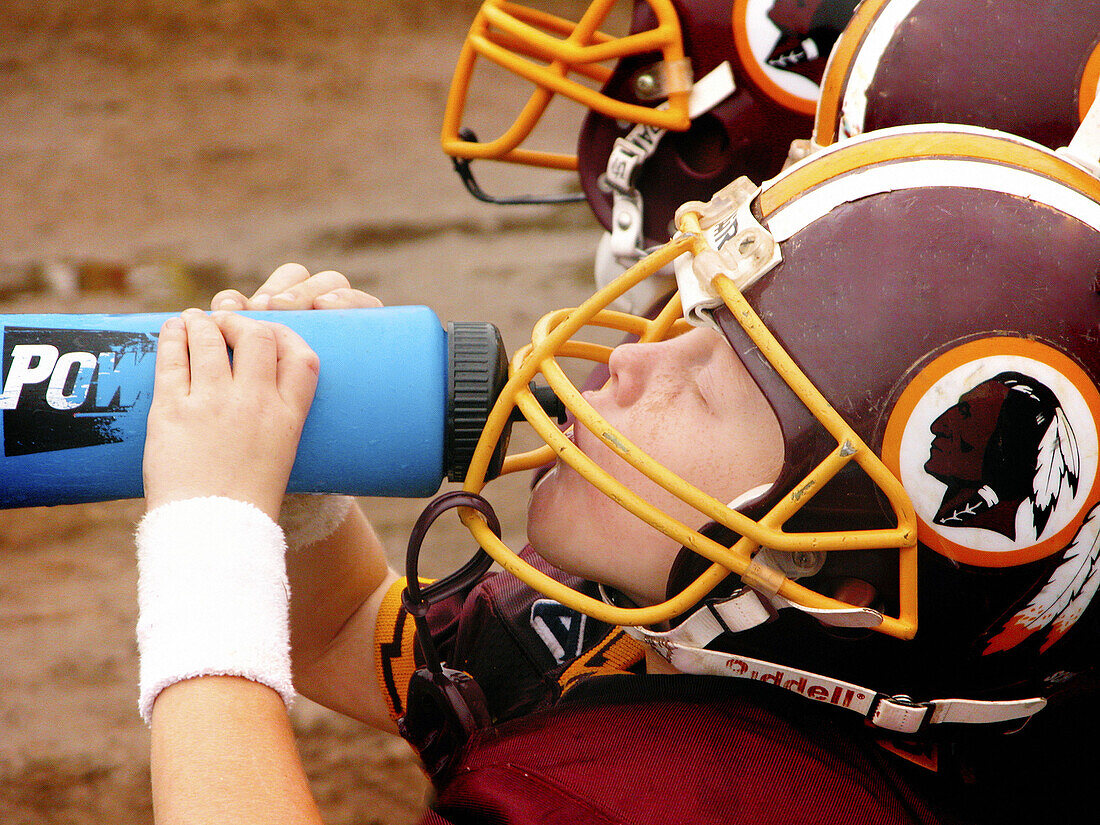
[1,327,157,456]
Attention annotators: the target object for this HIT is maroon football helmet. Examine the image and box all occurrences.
[814,0,1100,151]
[448,122,1100,734]
[442,0,859,254]
[670,127,1100,713]
[576,0,859,249]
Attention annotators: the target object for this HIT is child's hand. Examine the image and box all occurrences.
[210,263,383,311]
[142,309,320,520]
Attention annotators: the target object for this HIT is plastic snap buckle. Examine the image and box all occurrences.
[867,694,933,735]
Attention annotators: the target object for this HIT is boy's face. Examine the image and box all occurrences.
[526,327,784,606]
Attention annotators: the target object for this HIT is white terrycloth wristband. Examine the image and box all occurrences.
[278,493,354,551]
[135,496,294,723]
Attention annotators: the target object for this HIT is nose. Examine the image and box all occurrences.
[606,342,650,406]
[605,330,714,406]
[929,406,955,438]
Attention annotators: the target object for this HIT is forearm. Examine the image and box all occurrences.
[284,500,391,664]
[294,565,401,731]
[137,270,404,823]
[150,677,322,825]
[280,498,401,731]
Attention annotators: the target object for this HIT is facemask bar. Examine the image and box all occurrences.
[453,216,918,639]
[441,0,691,171]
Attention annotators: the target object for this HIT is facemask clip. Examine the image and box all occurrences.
[673,176,782,329]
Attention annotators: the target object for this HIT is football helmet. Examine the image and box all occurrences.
[814,0,1100,150]
[442,0,859,263]
[435,123,1100,734]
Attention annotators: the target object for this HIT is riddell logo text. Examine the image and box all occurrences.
[724,657,867,708]
[1,327,157,456]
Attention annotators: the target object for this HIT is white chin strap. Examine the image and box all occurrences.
[618,586,1047,735]
[595,62,737,313]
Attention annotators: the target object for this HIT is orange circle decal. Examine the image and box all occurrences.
[883,338,1100,568]
[1079,39,1100,123]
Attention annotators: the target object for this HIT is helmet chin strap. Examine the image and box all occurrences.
[595,62,737,313]
[609,580,1046,735]
[604,570,1047,735]
[600,481,1047,734]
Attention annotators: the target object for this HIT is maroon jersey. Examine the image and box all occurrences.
[373,549,964,824]
[421,675,950,825]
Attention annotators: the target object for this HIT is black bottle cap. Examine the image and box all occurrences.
[444,322,511,482]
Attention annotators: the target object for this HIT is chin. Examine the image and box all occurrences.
[528,464,613,582]
[527,466,683,607]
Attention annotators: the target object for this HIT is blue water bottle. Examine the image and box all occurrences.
[0,308,509,508]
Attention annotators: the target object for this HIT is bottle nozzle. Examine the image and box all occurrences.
[443,325,567,484]
[509,384,566,424]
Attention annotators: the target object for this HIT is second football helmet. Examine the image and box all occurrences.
[814,0,1100,150]
[442,0,859,261]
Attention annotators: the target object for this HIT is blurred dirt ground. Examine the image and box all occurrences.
[0,1,605,822]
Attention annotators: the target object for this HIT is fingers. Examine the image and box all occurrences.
[267,269,352,310]
[252,263,314,308]
[181,309,231,388]
[152,316,191,400]
[219,263,383,311]
[212,311,278,390]
[270,323,321,416]
[251,263,337,310]
[210,312,319,416]
[313,287,384,310]
[143,313,316,520]
[210,289,249,311]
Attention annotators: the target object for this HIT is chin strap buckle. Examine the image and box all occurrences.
[868,694,1049,735]
[673,176,781,331]
[595,62,739,308]
[867,694,934,735]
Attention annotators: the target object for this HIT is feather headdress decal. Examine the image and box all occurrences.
[985,502,1100,654]
[1032,405,1081,537]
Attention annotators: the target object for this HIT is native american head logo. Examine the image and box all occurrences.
[882,339,1100,654]
[924,372,1080,543]
[763,0,859,84]
[733,0,858,114]
[884,339,1100,566]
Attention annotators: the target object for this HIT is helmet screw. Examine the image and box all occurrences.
[792,552,814,569]
[634,71,659,99]
[790,551,824,575]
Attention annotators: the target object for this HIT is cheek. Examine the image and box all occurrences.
[545,405,754,536]
[524,386,784,606]
[629,409,761,512]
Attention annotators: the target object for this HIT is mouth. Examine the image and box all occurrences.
[560,423,582,457]
[556,424,586,479]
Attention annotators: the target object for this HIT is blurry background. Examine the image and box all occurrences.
[0,1,611,821]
